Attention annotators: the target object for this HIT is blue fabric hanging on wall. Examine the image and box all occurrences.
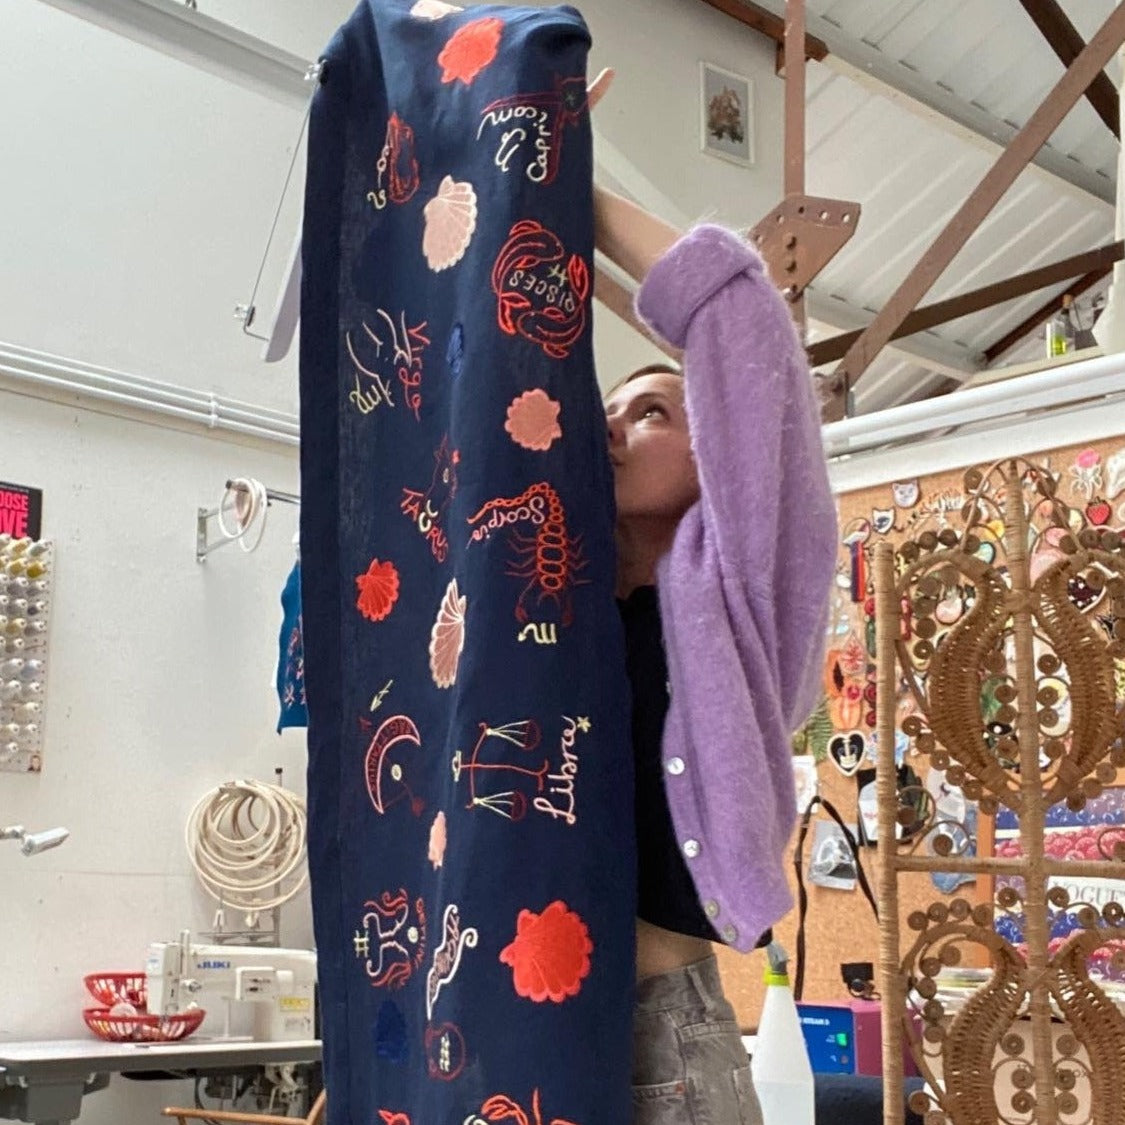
[298,4,635,1124]
[276,561,309,732]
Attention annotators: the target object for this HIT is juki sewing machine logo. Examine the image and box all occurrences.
[200,959,232,970]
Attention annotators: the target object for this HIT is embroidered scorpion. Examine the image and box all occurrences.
[466,481,587,625]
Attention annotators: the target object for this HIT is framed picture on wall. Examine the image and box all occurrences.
[700,61,754,167]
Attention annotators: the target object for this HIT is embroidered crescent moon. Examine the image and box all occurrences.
[365,714,422,813]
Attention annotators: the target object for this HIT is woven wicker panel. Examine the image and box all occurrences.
[875,458,1125,1125]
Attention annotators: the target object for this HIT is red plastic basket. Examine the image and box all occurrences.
[83,972,148,1009]
[83,1006,205,1043]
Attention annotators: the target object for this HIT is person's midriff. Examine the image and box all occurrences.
[636,917,714,980]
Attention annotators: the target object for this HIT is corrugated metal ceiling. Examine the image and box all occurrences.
[742,0,1119,413]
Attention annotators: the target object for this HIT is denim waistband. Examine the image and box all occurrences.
[635,954,727,1014]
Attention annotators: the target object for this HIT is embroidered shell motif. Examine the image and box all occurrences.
[356,559,400,622]
[499,900,592,1003]
[428,811,447,870]
[423,177,478,272]
[429,578,467,688]
[438,17,503,86]
[410,0,462,18]
[505,389,562,452]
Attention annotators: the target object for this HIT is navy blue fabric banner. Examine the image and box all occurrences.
[299,4,635,1124]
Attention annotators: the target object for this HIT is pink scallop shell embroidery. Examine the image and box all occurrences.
[410,0,462,18]
[504,389,562,452]
[428,811,447,870]
[423,177,478,272]
[429,578,467,688]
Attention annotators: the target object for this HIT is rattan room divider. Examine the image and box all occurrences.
[873,457,1125,1125]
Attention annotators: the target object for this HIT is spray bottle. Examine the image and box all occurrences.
[750,941,815,1125]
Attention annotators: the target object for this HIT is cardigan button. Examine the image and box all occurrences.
[704,900,720,919]
[721,924,738,944]
[682,839,701,859]
[666,757,685,776]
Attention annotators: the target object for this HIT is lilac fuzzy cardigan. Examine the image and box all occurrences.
[635,225,837,953]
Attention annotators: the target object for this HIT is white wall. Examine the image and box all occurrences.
[0,2,787,1120]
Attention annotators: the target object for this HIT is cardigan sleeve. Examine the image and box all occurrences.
[636,224,836,731]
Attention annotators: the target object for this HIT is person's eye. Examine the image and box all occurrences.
[641,404,667,420]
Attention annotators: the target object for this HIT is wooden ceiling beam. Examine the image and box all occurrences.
[696,0,827,63]
[808,241,1124,367]
[1018,0,1119,139]
[983,269,1109,365]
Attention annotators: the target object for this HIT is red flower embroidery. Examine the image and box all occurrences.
[356,558,400,622]
[477,1089,578,1125]
[439,17,503,86]
[499,900,592,1003]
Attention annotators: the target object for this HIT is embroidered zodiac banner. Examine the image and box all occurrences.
[299,4,635,1124]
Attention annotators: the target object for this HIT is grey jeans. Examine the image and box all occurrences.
[632,955,764,1125]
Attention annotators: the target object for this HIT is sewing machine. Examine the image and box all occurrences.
[145,933,316,1042]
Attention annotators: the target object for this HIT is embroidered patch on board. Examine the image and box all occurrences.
[505,389,562,451]
[891,479,920,508]
[429,578,467,688]
[467,1090,579,1125]
[499,901,592,1003]
[1070,448,1103,499]
[425,903,479,1020]
[828,730,866,777]
[355,890,427,989]
[368,113,420,211]
[476,76,590,186]
[425,1022,466,1082]
[374,1000,408,1064]
[871,507,895,535]
[401,437,460,563]
[428,810,447,869]
[423,177,478,272]
[365,714,424,816]
[438,17,503,86]
[356,558,400,622]
[467,482,587,626]
[492,221,589,359]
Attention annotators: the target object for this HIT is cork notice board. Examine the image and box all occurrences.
[716,431,1125,1030]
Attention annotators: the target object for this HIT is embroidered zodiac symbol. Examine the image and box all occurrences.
[355,889,427,990]
[364,714,424,816]
[345,308,430,421]
[466,1089,578,1125]
[425,1021,467,1082]
[467,482,587,625]
[401,436,460,562]
[367,112,420,211]
[477,75,590,186]
[425,903,479,1021]
[491,220,589,360]
[452,720,547,821]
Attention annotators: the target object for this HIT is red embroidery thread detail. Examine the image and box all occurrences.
[475,1089,579,1125]
[478,76,590,186]
[356,558,400,622]
[505,389,561,451]
[425,1021,466,1081]
[368,113,420,211]
[378,1112,411,1125]
[467,482,587,625]
[357,890,427,989]
[491,221,589,359]
[400,436,459,562]
[364,714,424,816]
[454,720,547,821]
[499,900,593,1003]
[438,17,503,85]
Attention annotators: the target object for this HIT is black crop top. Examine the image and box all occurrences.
[619,585,721,941]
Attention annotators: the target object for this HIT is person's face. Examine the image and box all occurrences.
[605,372,699,521]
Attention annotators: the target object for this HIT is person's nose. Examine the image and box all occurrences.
[606,413,624,449]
